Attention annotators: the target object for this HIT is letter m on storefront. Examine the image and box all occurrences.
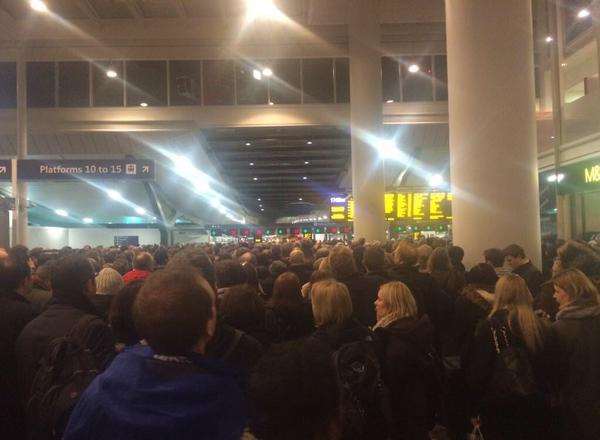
[584,165,600,184]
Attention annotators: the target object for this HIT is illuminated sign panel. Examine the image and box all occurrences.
[347,199,355,221]
[385,193,395,220]
[412,193,429,219]
[397,193,412,218]
[585,165,600,184]
[429,192,446,220]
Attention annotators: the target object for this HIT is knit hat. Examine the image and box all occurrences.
[96,267,125,295]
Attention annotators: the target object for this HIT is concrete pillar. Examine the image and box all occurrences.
[445,0,542,267]
[13,52,28,246]
[348,0,386,242]
[556,194,572,240]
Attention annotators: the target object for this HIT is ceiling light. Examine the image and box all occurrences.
[253,69,263,80]
[249,162,255,166]
[262,67,273,77]
[83,217,93,224]
[577,8,590,18]
[547,173,565,183]
[55,209,68,217]
[377,139,398,158]
[408,64,420,73]
[30,0,48,13]
[302,176,308,180]
[245,0,285,22]
[268,101,274,106]
[428,174,445,188]
[107,189,122,201]
[253,177,258,181]
[550,135,555,139]
[545,35,554,43]
[245,142,251,146]
[561,63,567,67]
[304,161,310,165]
[140,102,148,107]
[298,197,303,201]
[106,69,118,78]
[307,141,312,145]
[386,99,394,103]
[135,207,146,215]
[257,198,261,201]
[260,208,265,212]
[259,204,263,207]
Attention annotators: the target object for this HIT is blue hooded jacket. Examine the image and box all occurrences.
[63,344,246,440]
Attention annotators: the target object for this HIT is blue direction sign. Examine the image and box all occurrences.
[0,160,12,180]
[18,159,155,181]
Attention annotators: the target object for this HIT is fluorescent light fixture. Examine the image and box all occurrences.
[107,189,122,201]
[83,217,93,224]
[306,141,312,145]
[386,99,394,103]
[428,174,445,187]
[135,207,146,215]
[547,173,565,183]
[106,69,118,78]
[140,102,148,107]
[408,64,420,73]
[577,8,590,18]
[260,208,265,211]
[545,35,554,43]
[257,198,261,201]
[55,209,68,217]
[249,162,255,166]
[245,142,251,146]
[561,63,567,67]
[302,176,308,180]
[30,0,48,12]
[252,69,263,80]
[259,204,263,207]
[298,197,303,201]
[262,67,273,77]
[253,177,258,181]
[304,161,310,165]
[268,101,274,106]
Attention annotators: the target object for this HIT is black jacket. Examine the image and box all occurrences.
[264,302,314,343]
[338,272,380,327]
[513,261,544,298]
[0,291,36,439]
[430,269,466,298]
[310,318,372,351]
[450,285,493,358]
[88,294,115,321]
[374,315,436,440]
[287,263,314,286]
[551,301,600,440]
[364,269,391,290]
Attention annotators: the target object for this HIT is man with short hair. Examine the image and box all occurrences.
[502,244,544,297]
[122,252,154,284]
[484,248,512,277]
[288,249,313,285]
[63,269,246,440]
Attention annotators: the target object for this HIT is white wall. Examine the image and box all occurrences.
[27,226,162,249]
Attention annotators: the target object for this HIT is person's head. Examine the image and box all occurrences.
[51,255,96,298]
[393,241,418,266]
[484,248,505,269]
[109,280,144,346]
[215,260,247,289]
[32,260,54,290]
[502,244,528,270]
[311,280,352,327]
[268,260,287,279]
[240,251,257,266]
[0,250,32,295]
[219,284,265,331]
[153,247,169,267]
[328,246,357,280]
[427,247,452,273]
[133,252,154,272]
[552,268,599,310]
[289,249,305,265]
[167,248,216,290]
[249,340,340,440]
[271,272,303,308]
[448,246,465,267]
[363,245,386,272]
[553,240,600,277]
[95,267,125,296]
[111,257,131,276]
[416,244,433,271]
[466,263,499,289]
[491,274,544,352]
[374,281,418,324]
[133,268,215,356]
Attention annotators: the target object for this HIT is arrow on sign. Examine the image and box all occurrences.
[142,166,149,173]
[0,166,6,174]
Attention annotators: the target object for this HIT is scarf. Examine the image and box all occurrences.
[373,312,404,330]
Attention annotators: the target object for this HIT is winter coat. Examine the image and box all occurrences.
[287,263,314,286]
[337,272,380,327]
[88,293,115,321]
[374,315,436,440]
[430,268,466,298]
[551,300,600,440]
[513,261,544,298]
[63,345,246,440]
[264,302,314,343]
[122,269,151,285]
[450,285,493,358]
[310,318,372,351]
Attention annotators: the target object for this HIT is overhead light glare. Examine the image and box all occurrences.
[428,174,445,188]
[260,208,265,212]
[547,173,565,183]
[408,64,420,73]
[249,162,255,166]
[245,0,285,22]
[306,141,312,145]
[377,139,398,159]
[252,69,263,80]
[106,69,118,78]
[302,176,308,180]
[29,0,48,13]
[577,8,590,18]
[545,35,554,43]
[107,189,122,201]
[298,198,303,201]
[55,209,68,217]
[135,207,147,215]
[268,101,274,106]
[262,67,273,77]
[304,161,310,165]
[83,217,93,224]
[386,99,394,103]
[253,177,258,181]
[257,198,261,201]
[245,142,252,146]
[140,102,148,107]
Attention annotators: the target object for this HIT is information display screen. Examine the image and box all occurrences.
[411,193,429,219]
[385,193,395,220]
[397,193,412,218]
[347,199,355,221]
[429,192,447,220]
[18,159,155,181]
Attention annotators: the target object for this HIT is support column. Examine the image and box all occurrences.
[446,0,542,267]
[348,0,385,242]
[13,51,28,246]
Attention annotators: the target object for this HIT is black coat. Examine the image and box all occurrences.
[88,294,115,321]
[513,261,544,298]
[450,286,492,359]
[0,291,36,439]
[374,315,435,440]
[310,318,372,351]
[287,263,314,286]
[551,301,600,440]
[264,302,314,343]
[338,272,380,327]
[364,270,392,291]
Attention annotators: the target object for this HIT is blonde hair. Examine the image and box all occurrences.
[374,281,418,329]
[95,267,125,295]
[552,268,599,305]
[311,280,353,327]
[393,241,418,266]
[328,246,357,279]
[490,274,544,353]
[289,249,305,265]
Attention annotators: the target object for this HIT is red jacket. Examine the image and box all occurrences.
[122,269,151,285]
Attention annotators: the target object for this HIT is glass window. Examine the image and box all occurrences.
[58,61,89,107]
[400,56,433,102]
[335,58,350,103]
[0,62,16,109]
[563,0,593,46]
[433,55,447,101]
[170,60,202,106]
[269,59,301,104]
[92,60,124,107]
[381,57,400,102]
[203,60,234,105]
[236,61,268,105]
[27,62,55,108]
[302,58,334,103]
[125,61,167,107]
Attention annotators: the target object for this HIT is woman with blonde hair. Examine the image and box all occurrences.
[551,269,600,440]
[465,274,551,440]
[372,281,436,439]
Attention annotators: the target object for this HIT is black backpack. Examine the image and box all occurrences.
[333,337,394,440]
[27,315,104,439]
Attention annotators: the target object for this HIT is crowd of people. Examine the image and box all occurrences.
[1,236,599,439]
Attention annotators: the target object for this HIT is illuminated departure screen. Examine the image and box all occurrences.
[412,193,429,219]
[397,193,412,219]
[429,192,447,220]
[330,205,346,221]
[347,199,355,221]
[385,193,395,220]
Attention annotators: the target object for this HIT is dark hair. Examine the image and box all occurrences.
[220,284,265,332]
[242,263,260,292]
[448,246,465,264]
[215,260,247,289]
[466,263,499,288]
[363,245,385,271]
[167,248,216,289]
[269,260,287,278]
[270,272,303,309]
[556,240,600,277]
[310,269,334,284]
[249,340,339,440]
[428,247,452,272]
[134,269,214,355]
[484,248,505,268]
[503,244,526,259]
[109,280,144,346]
[0,250,32,292]
[51,255,95,296]
[111,258,131,276]
[133,252,154,271]
[153,247,169,267]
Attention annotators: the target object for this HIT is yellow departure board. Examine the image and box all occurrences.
[330,205,346,221]
[385,193,395,220]
[347,199,355,221]
[412,193,429,219]
[429,192,447,220]
[397,193,412,218]
[446,193,453,219]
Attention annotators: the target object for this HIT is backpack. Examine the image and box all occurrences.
[27,315,104,439]
[487,323,537,401]
[332,337,394,440]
